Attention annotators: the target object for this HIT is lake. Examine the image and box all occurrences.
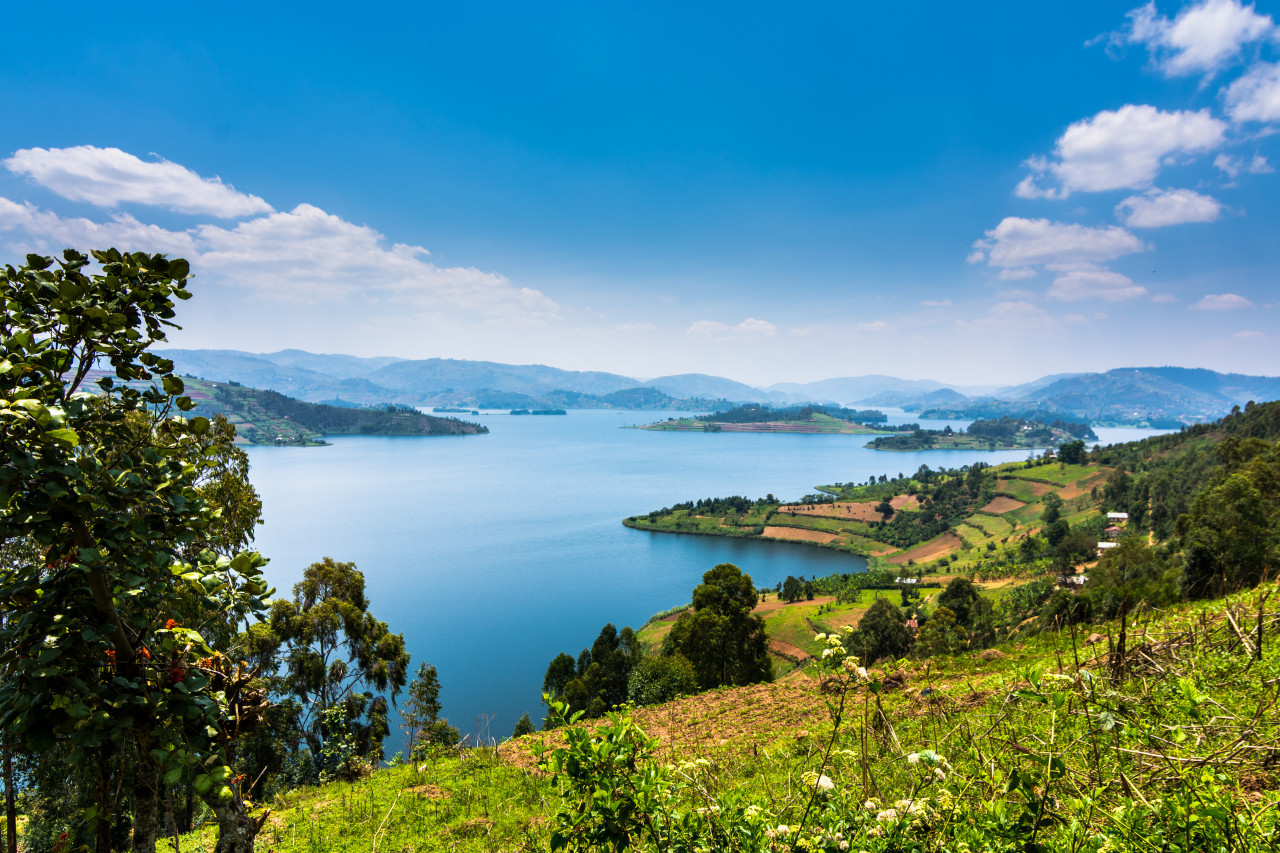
[243,409,1166,744]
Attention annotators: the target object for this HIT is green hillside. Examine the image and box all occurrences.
[181,377,488,445]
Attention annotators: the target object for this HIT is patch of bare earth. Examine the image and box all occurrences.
[887,533,963,565]
[981,496,1025,513]
[498,678,831,772]
[778,495,919,522]
[762,526,839,544]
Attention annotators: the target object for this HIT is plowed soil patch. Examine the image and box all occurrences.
[887,533,963,565]
[763,526,839,544]
[779,495,919,521]
[981,496,1025,513]
[499,678,828,771]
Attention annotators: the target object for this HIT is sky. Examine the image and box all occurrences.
[1,0,1278,387]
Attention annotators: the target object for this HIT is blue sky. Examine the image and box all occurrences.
[1,0,1278,386]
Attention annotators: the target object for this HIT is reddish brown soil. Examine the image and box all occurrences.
[887,533,963,565]
[981,496,1025,513]
[762,526,839,544]
[778,495,919,521]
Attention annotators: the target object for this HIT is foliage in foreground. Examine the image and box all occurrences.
[164,582,1280,852]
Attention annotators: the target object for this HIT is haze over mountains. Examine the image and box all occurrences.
[156,349,1280,426]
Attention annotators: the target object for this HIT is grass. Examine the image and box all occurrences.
[166,581,1280,852]
[1003,462,1096,486]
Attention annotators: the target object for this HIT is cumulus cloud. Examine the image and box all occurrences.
[997,268,1037,280]
[1192,292,1255,309]
[0,195,552,318]
[1016,105,1226,197]
[966,301,1054,327]
[686,318,778,341]
[0,196,196,255]
[1116,187,1225,227]
[1214,152,1274,176]
[1047,267,1149,302]
[4,146,273,218]
[856,320,890,332]
[1111,0,1276,77]
[788,327,814,337]
[1224,61,1280,122]
[970,217,1147,268]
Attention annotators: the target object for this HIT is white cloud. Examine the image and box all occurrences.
[970,217,1147,267]
[1214,152,1274,176]
[1233,329,1267,339]
[1018,105,1226,196]
[4,146,273,218]
[918,298,953,306]
[997,268,1037,280]
[1114,0,1276,77]
[686,318,778,341]
[970,301,1054,327]
[788,327,814,337]
[1152,292,1179,302]
[0,195,552,318]
[1224,62,1280,122]
[0,196,196,255]
[1192,292,1255,309]
[998,288,1038,299]
[1115,187,1224,227]
[1047,268,1149,302]
[856,320,890,332]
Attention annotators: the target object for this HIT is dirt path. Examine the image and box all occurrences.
[762,526,839,544]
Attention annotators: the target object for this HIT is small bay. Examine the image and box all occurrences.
[244,409,1168,742]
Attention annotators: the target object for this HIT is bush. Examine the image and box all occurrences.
[627,655,698,706]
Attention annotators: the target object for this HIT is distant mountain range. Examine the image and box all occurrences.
[155,349,1280,425]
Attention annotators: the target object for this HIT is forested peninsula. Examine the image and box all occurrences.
[181,376,487,445]
[865,416,1096,452]
[637,403,892,434]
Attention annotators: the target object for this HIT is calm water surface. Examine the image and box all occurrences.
[244,409,1167,742]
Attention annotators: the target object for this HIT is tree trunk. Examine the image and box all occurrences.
[3,746,15,853]
[201,790,261,853]
[130,751,160,853]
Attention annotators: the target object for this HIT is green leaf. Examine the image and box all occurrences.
[162,375,185,396]
[189,416,210,434]
[45,428,79,447]
[193,774,212,795]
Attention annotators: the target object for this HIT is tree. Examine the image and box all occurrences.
[248,558,410,772]
[0,250,273,853]
[626,655,698,706]
[402,663,459,757]
[781,575,803,603]
[915,606,967,657]
[848,597,912,663]
[511,713,536,738]
[937,577,981,628]
[1057,440,1087,465]
[662,563,772,689]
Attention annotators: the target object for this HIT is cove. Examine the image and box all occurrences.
[243,409,1165,741]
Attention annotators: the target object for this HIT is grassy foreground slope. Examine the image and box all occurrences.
[166,582,1280,852]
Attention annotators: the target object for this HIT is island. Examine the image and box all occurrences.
[178,377,488,445]
[510,408,568,415]
[865,416,1096,452]
[635,404,893,435]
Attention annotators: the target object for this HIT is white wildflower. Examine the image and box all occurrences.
[839,842,849,851]
[822,648,835,659]
[877,808,899,822]
[935,767,947,780]
[816,774,835,793]
[907,753,920,765]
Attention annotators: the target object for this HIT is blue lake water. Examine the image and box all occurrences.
[243,410,1166,744]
